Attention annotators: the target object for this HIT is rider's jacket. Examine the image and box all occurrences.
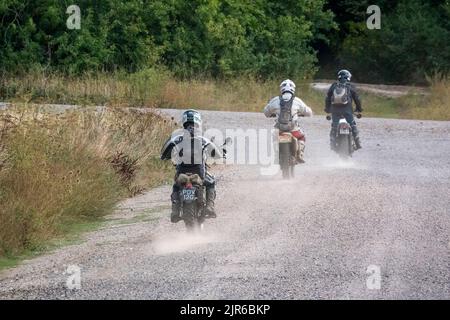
[264,95,313,130]
[325,82,362,114]
[160,129,222,179]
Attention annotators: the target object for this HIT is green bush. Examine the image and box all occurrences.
[0,0,334,79]
[339,0,450,84]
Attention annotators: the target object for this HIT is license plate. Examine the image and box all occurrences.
[279,135,292,143]
[182,189,196,201]
[339,128,350,135]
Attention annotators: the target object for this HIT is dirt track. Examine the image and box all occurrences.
[0,109,449,299]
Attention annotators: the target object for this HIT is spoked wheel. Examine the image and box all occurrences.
[279,143,294,179]
[337,135,351,159]
[182,202,197,232]
[289,164,295,178]
[282,161,295,179]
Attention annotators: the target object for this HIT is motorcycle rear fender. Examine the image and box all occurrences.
[278,132,293,143]
[176,173,203,186]
[338,118,350,127]
[338,118,351,134]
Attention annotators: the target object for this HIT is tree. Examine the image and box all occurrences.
[326,0,450,83]
[0,0,335,79]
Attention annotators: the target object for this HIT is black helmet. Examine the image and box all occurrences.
[338,69,352,82]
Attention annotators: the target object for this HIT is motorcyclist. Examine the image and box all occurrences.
[325,70,363,150]
[264,79,313,163]
[160,109,223,223]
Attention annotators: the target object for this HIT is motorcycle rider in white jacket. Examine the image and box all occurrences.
[264,79,313,163]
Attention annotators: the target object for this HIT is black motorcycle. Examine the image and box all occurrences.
[176,137,231,231]
[327,113,362,158]
[176,173,204,231]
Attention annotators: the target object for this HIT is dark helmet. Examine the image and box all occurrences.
[338,69,352,82]
[181,109,202,129]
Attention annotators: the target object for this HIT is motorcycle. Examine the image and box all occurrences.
[175,137,231,231]
[176,172,205,231]
[273,113,304,180]
[327,113,362,158]
[278,131,297,179]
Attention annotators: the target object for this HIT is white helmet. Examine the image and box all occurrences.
[181,109,202,129]
[280,79,296,95]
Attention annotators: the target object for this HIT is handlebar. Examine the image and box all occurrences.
[325,113,362,121]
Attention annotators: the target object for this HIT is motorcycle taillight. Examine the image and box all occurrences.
[185,183,193,189]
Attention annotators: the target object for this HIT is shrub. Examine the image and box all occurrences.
[0,106,174,257]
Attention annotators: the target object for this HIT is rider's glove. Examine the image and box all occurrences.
[355,107,363,113]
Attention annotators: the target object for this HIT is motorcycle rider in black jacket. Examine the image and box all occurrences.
[160,110,223,223]
[325,70,363,150]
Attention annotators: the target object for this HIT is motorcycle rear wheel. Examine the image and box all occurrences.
[182,202,200,232]
[337,135,351,159]
[279,143,294,179]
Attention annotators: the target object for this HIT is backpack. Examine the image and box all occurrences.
[331,82,350,106]
[278,95,295,132]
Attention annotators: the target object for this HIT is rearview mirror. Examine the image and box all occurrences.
[224,137,233,145]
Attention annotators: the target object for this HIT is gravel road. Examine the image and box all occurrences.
[1,109,449,300]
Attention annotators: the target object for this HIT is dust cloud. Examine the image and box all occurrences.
[152,230,221,255]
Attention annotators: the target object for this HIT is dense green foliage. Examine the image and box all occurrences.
[0,0,333,79]
[326,0,450,84]
[0,0,448,83]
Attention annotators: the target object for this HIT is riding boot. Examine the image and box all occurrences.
[170,191,181,223]
[296,140,306,164]
[351,124,362,150]
[204,187,216,218]
[330,126,337,151]
[354,136,362,150]
[196,185,206,223]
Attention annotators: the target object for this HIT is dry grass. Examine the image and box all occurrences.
[398,77,450,121]
[0,69,171,107]
[4,70,449,121]
[158,78,325,113]
[0,106,174,257]
[0,70,324,113]
[1,69,448,120]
